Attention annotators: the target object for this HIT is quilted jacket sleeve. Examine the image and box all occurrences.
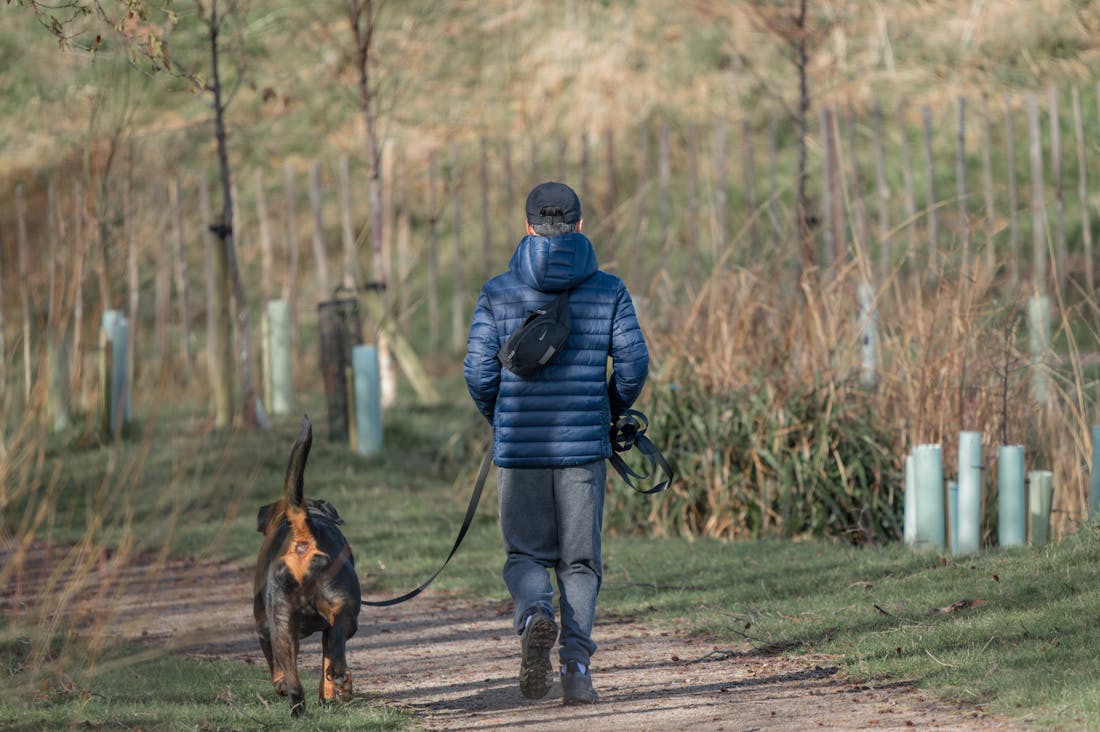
[464,287,501,424]
[608,281,649,419]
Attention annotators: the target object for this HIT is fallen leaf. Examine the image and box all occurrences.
[928,598,987,616]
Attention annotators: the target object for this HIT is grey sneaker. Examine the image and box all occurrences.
[519,611,558,699]
[561,660,598,705]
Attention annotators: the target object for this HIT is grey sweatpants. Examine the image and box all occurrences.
[498,460,606,667]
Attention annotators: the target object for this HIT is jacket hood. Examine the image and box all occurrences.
[508,232,599,292]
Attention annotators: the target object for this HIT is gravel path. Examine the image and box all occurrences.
[2,547,1023,731]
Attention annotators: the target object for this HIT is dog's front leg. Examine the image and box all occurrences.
[320,620,354,703]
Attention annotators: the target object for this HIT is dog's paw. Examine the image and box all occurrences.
[332,670,354,701]
[272,672,288,697]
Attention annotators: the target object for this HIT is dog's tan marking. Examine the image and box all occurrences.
[314,598,344,626]
[321,655,335,700]
[281,505,328,585]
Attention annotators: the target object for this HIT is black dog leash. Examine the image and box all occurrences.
[608,409,675,494]
[362,450,493,607]
[364,411,672,607]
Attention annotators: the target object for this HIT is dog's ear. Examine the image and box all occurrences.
[308,499,345,526]
[256,503,278,533]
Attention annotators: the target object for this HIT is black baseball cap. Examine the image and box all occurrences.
[525,181,582,225]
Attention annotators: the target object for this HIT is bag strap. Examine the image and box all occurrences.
[362,450,493,607]
[608,409,675,495]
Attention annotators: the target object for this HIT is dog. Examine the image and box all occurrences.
[253,416,361,716]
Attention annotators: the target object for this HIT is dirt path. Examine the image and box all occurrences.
[4,548,1021,730]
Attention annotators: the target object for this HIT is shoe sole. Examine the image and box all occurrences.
[519,616,557,699]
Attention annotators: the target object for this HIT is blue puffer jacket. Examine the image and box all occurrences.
[464,232,649,468]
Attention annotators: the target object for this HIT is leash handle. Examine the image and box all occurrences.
[609,409,674,494]
[362,450,492,607]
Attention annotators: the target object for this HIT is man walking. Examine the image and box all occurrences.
[464,181,649,705]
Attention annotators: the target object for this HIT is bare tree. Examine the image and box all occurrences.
[348,0,386,293]
[20,0,269,429]
[202,0,269,428]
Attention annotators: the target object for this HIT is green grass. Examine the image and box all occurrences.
[5,392,1100,728]
[0,639,408,730]
[602,531,1100,728]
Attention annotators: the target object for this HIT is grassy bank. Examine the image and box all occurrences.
[3,394,1099,728]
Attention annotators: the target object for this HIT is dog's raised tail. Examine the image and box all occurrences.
[283,415,313,507]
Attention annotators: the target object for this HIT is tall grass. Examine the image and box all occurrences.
[610,221,1098,543]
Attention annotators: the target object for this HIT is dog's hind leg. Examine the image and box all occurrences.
[270,608,306,716]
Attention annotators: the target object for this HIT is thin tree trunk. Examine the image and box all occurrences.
[767,116,780,241]
[71,180,86,399]
[338,154,357,290]
[47,181,72,431]
[741,119,758,253]
[200,175,232,427]
[687,125,699,253]
[872,102,891,273]
[658,121,670,240]
[283,159,300,354]
[170,176,192,375]
[350,0,385,296]
[15,184,33,404]
[502,138,515,214]
[604,128,615,218]
[921,105,939,277]
[979,94,996,275]
[479,136,492,281]
[1004,94,1020,289]
[580,131,590,209]
[208,0,267,428]
[844,104,871,278]
[1026,92,1047,291]
[309,160,332,299]
[1048,85,1066,291]
[451,144,465,354]
[897,105,918,276]
[634,124,650,260]
[125,166,139,403]
[396,145,412,328]
[1072,86,1093,294]
[427,151,440,354]
[155,182,172,378]
[713,119,727,257]
[956,97,971,282]
[794,0,814,279]
[255,168,274,302]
